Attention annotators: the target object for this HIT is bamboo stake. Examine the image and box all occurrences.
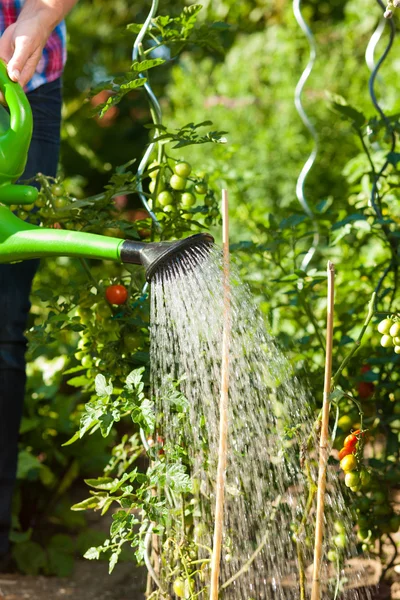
[311,261,335,600]
[209,189,230,600]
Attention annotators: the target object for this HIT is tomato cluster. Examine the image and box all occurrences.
[148,159,220,225]
[339,429,369,492]
[336,421,400,553]
[378,316,400,354]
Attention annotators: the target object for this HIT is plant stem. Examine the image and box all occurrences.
[311,260,335,600]
[331,292,375,387]
[209,190,230,600]
[79,258,103,295]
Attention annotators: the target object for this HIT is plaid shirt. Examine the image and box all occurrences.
[0,0,66,92]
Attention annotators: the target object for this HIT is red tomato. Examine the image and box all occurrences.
[358,381,375,399]
[360,365,370,374]
[339,446,353,461]
[344,433,358,450]
[105,284,128,305]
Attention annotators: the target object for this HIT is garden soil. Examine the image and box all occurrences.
[0,560,146,600]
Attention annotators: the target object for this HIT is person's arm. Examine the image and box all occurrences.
[0,0,78,87]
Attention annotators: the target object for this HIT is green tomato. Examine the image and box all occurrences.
[356,496,371,513]
[394,346,400,355]
[194,523,208,541]
[51,184,64,197]
[373,504,392,517]
[360,469,371,488]
[337,415,353,432]
[148,161,160,179]
[380,334,393,348]
[371,489,387,505]
[149,179,165,194]
[350,485,361,492]
[35,196,46,208]
[163,204,176,213]
[357,529,369,541]
[389,322,400,337]
[195,182,208,195]
[170,174,187,191]
[333,533,346,549]
[23,203,35,211]
[210,207,219,218]
[340,454,357,472]
[173,578,185,598]
[53,196,69,209]
[96,302,112,319]
[77,307,92,324]
[357,515,369,529]
[393,336,400,345]
[333,520,346,534]
[180,192,196,208]
[74,351,84,361]
[181,213,192,221]
[377,318,393,334]
[327,549,338,562]
[123,332,142,352]
[18,210,28,220]
[157,190,174,207]
[174,161,192,178]
[81,355,92,368]
[204,193,214,207]
[393,402,400,415]
[345,471,360,488]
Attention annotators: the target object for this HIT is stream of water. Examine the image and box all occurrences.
[150,243,373,600]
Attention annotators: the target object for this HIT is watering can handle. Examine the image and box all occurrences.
[0,59,38,205]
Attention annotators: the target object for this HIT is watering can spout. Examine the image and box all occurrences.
[120,233,214,281]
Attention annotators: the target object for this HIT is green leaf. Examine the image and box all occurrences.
[109,550,121,574]
[131,58,165,72]
[85,477,115,490]
[67,375,90,388]
[126,23,143,33]
[48,550,74,577]
[84,546,101,560]
[62,431,80,447]
[95,374,113,397]
[331,213,367,230]
[126,367,145,390]
[99,411,115,437]
[328,94,366,128]
[71,496,101,511]
[16,450,41,479]
[12,541,46,575]
[279,214,307,229]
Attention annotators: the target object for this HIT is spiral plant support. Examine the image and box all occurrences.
[132,0,162,233]
[131,0,163,593]
[292,0,320,273]
[368,0,396,306]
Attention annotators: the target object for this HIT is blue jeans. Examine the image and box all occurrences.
[0,78,62,555]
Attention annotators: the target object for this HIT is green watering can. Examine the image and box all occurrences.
[0,60,213,281]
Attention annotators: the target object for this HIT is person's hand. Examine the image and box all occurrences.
[0,14,51,87]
